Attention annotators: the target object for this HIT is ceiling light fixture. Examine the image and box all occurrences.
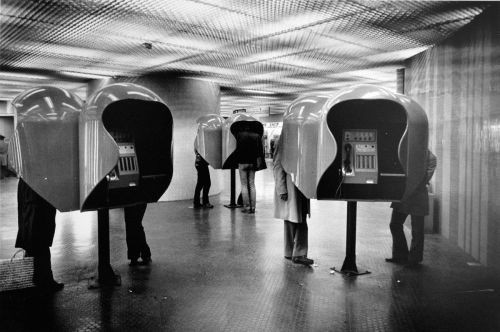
[241,89,275,95]
[0,72,50,80]
[59,71,111,79]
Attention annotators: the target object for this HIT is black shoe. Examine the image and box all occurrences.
[292,256,314,265]
[248,208,255,214]
[140,257,152,265]
[404,260,421,268]
[385,257,408,264]
[284,256,292,260]
[36,280,64,292]
[202,203,214,209]
[193,203,202,209]
[129,259,139,266]
[47,280,64,291]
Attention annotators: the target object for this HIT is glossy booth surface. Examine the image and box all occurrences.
[281,84,428,201]
[194,114,224,169]
[8,86,83,212]
[222,113,265,170]
[80,83,173,211]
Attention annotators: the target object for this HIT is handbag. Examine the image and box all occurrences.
[0,249,35,292]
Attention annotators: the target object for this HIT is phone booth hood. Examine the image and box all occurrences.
[281,84,428,201]
[8,86,83,212]
[222,113,264,169]
[80,83,173,211]
[194,114,224,169]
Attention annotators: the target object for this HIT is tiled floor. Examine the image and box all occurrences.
[1,168,499,331]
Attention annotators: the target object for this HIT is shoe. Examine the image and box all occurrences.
[202,203,214,209]
[36,280,64,292]
[140,257,152,265]
[292,256,314,265]
[193,203,202,209]
[385,257,408,264]
[241,208,250,213]
[247,207,255,214]
[47,280,64,291]
[284,256,292,260]
[129,259,139,266]
[404,261,421,268]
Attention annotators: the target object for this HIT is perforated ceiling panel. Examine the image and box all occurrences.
[0,0,490,115]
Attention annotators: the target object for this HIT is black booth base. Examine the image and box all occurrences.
[331,266,371,277]
[88,267,121,289]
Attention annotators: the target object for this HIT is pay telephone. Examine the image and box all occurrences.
[341,129,378,184]
[107,131,140,189]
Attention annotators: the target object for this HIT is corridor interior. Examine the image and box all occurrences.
[0,167,499,331]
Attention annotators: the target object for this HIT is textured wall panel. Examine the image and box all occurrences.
[405,5,500,268]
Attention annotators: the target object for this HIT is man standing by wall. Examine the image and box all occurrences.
[386,149,437,267]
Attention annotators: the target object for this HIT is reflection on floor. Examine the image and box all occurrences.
[1,169,499,331]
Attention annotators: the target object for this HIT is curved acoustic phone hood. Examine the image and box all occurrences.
[80,83,173,211]
[281,84,428,201]
[8,86,83,212]
[194,114,224,169]
[222,113,265,170]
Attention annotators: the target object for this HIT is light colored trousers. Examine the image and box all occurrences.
[238,164,256,209]
[284,219,308,258]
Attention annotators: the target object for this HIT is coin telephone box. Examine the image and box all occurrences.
[341,129,378,184]
[106,132,140,189]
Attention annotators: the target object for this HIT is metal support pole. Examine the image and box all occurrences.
[88,208,121,288]
[332,201,371,276]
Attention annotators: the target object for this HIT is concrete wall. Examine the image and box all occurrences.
[88,75,223,202]
[405,5,500,268]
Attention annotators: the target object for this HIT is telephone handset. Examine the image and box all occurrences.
[343,143,352,174]
[107,131,140,189]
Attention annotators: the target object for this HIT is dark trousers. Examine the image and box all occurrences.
[194,165,211,205]
[16,179,58,285]
[26,247,54,285]
[284,219,308,258]
[124,204,151,261]
[389,209,425,263]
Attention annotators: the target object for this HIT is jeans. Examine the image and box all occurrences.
[238,164,256,209]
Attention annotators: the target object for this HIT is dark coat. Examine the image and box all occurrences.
[235,130,266,170]
[15,178,57,251]
[195,152,209,169]
[391,150,437,216]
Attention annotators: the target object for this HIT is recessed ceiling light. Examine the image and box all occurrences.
[59,71,111,79]
[0,72,50,80]
[241,89,275,95]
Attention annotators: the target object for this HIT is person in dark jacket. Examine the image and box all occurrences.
[235,126,265,214]
[386,149,437,267]
[16,178,63,291]
[124,203,152,266]
[193,151,213,208]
